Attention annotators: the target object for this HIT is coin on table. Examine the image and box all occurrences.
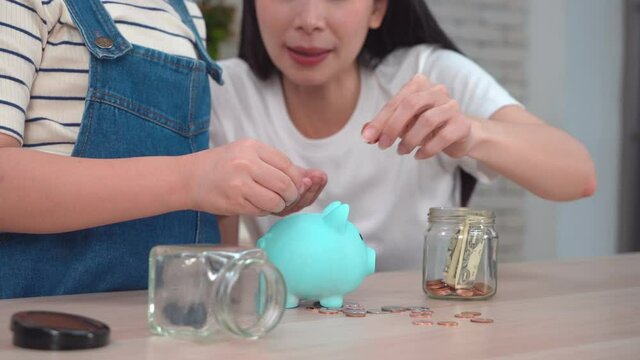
[412,320,434,327]
[470,318,494,324]
[437,321,459,327]
[381,306,408,313]
[454,313,475,319]
[318,308,340,315]
[461,311,481,317]
[407,306,431,312]
[409,311,433,318]
[343,309,367,318]
[366,309,387,315]
[342,301,363,309]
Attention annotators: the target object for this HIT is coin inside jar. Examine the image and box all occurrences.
[455,289,475,297]
[473,283,493,295]
[431,287,452,296]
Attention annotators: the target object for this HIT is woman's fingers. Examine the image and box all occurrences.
[361,74,432,144]
[415,116,471,159]
[397,99,460,155]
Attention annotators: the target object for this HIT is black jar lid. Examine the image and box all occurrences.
[11,311,110,350]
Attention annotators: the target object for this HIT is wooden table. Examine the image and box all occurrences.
[1,253,639,360]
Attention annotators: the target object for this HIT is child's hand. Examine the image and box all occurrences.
[187,139,311,216]
[274,168,327,217]
[360,74,473,159]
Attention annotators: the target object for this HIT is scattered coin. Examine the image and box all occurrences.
[407,306,431,312]
[437,321,459,327]
[470,318,494,324]
[409,311,433,318]
[366,309,387,315]
[454,313,476,319]
[461,311,481,317]
[381,306,408,313]
[343,309,367,318]
[318,308,340,315]
[412,320,434,326]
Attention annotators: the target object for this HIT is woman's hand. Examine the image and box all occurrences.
[361,74,473,159]
[187,138,313,216]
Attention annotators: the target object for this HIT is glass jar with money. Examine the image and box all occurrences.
[148,245,286,340]
[423,208,498,300]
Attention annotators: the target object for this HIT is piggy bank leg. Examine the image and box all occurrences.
[286,293,300,309]
[319,295,343,309]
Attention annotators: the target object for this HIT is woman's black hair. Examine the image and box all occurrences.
[238,0,462,80]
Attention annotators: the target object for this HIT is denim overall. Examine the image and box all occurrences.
[0,0,223,299]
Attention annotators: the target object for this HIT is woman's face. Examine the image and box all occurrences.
[255,0,388,86]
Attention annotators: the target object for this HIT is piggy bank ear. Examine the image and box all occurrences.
[323,202,349,233]
[322,201,342,216]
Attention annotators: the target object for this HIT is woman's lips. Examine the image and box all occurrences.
[287,47,331,66]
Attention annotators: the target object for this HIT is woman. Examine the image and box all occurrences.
[0,0,326,299]
[210,0,596,270]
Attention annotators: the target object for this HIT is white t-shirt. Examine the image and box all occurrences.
[210,44,519,271]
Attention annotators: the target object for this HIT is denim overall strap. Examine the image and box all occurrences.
[63,0,132,59]
[0,0,220,299]
[167,0,223,84]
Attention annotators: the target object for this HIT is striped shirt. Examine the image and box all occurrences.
[0,0,207,155]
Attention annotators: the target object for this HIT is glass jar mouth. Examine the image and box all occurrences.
[427,207,495,223]
[215,253,286,339]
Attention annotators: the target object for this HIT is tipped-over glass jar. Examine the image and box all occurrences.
[423,208,498,300]
[148,245,286,340]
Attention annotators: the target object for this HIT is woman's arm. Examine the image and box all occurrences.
[465,106,596,200]
[0,136,308,233]
[361,75,596,201]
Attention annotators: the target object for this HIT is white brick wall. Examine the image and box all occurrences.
[427,0,530,262]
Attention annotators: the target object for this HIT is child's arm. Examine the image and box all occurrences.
[0,136,308,234]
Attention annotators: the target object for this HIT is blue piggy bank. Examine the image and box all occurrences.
[257,201,376,309]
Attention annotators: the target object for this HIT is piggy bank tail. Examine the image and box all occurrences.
[366,247,376,275]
